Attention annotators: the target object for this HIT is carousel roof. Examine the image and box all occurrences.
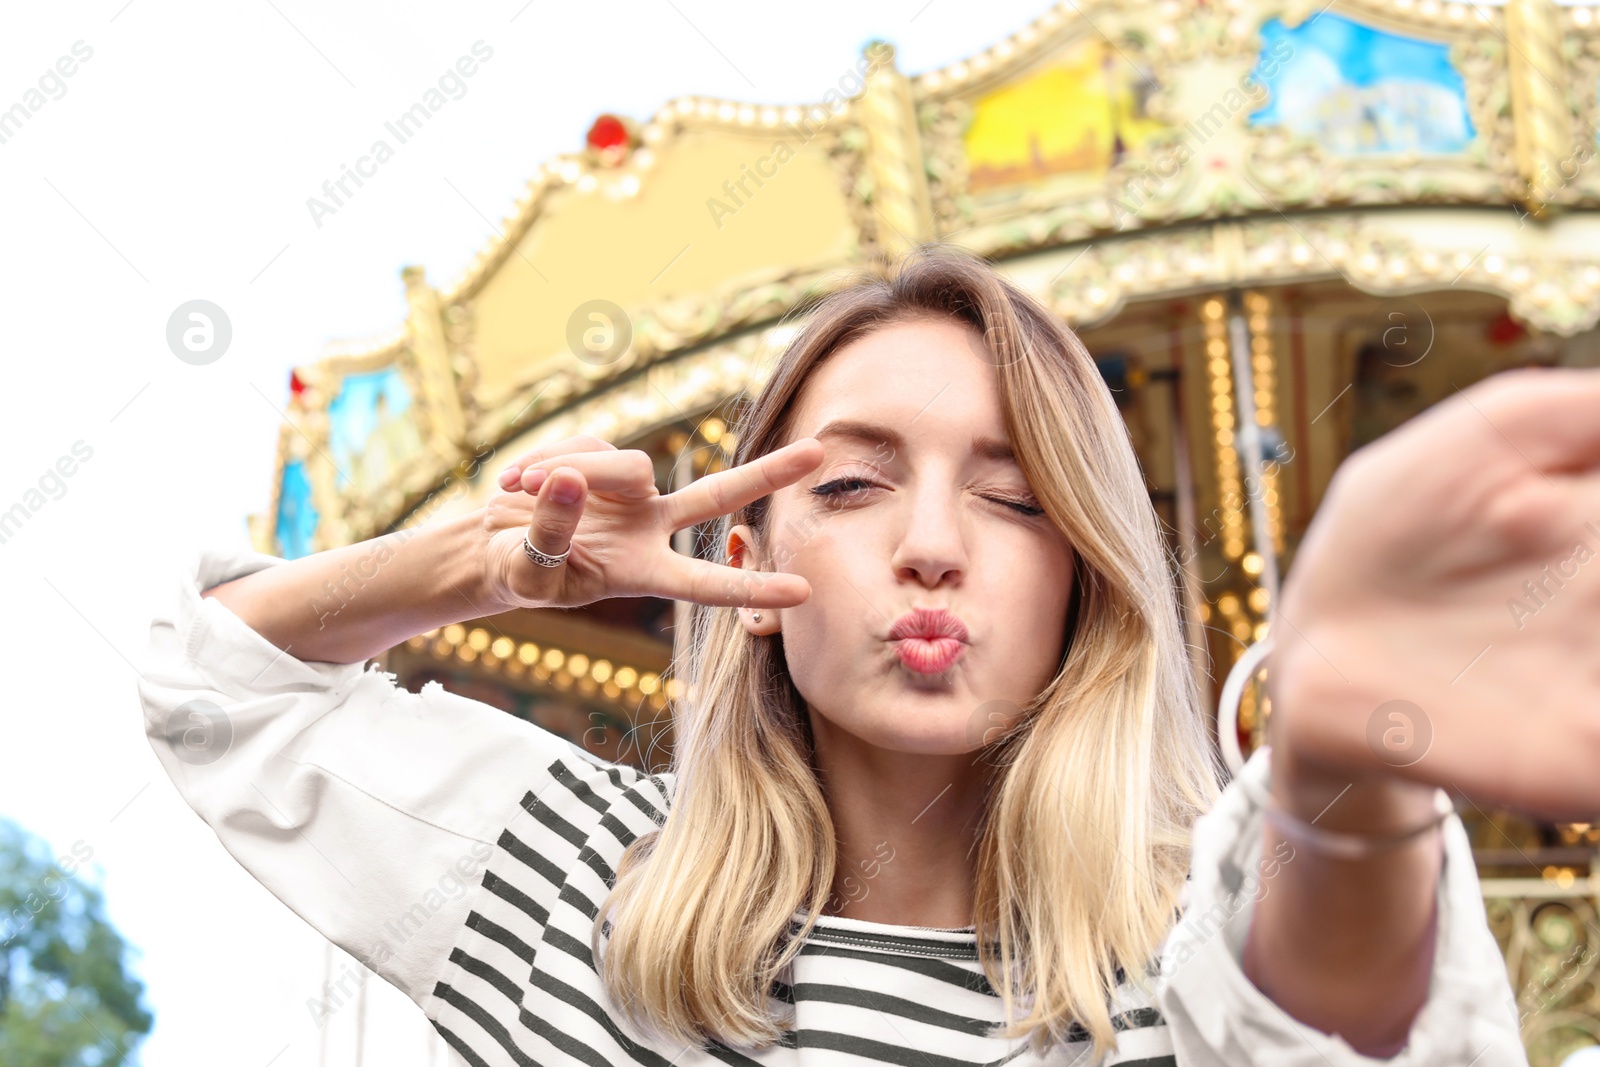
[254,0,1600,558]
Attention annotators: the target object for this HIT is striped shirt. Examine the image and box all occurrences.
[137,545,1529,1067]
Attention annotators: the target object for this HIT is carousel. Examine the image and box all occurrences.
[253,0,1600,1059]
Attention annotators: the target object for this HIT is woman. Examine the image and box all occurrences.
[139,247,1589,1065]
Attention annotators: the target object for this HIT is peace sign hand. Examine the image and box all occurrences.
[480,434,824,614]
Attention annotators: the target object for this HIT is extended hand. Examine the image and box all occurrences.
[1268,367,1600,821]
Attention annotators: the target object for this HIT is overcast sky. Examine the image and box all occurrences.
[0,1,1089,1063]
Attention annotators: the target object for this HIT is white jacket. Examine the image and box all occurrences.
[136,545,1529,1066]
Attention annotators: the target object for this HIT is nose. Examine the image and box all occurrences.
[889,472,968,589]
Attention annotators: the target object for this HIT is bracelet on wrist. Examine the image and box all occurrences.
[1240,769,1454,860]
[1221,638,1454,859]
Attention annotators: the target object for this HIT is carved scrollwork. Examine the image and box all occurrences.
[1029,214,1600,337]
[1487,889,1600,1065]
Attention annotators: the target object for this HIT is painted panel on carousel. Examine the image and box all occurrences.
[1247,13,1474,154]
[326,365,423,493]
[276,457,318,559]
[964,38,1168,193]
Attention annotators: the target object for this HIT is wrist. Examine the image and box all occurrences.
[445,507,519,617]
[1270,738,1444,837]
[1264,635,1443,835]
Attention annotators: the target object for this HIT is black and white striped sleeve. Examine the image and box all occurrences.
[135,543,597,1009]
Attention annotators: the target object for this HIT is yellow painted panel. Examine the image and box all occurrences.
[470,128,856,408]
[965,39,1168,192]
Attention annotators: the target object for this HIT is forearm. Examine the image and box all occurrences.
[1242,743,1444,1056]
[201,509,506,665]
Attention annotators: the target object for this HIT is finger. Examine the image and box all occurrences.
[496,436,616,491]
[500,437,616,492]
[526,467,587,558]
[657,551,812,609]
[1453,367,1600,474]
[659,438,825,531]
[512,449,659,498]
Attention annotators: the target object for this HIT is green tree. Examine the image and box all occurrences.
[0,819,152,1066]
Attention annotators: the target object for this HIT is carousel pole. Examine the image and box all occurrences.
[1225,289,1281,609]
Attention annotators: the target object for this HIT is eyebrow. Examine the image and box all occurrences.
[811,418,1017,465]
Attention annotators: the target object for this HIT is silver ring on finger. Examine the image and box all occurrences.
[523,533,572,568]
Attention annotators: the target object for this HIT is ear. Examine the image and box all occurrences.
[727,523,782,636]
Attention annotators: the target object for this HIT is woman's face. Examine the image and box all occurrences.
[728,315,1077,756]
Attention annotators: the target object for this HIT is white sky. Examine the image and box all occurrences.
[0,1,1066,1064]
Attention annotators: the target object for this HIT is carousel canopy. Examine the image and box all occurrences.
[253,0,1600,558]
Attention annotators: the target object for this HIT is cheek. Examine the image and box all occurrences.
[772,527,874,688]
[777,527,849,620]
[983,540,1076,671]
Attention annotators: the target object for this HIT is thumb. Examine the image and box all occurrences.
[527,466,585,559]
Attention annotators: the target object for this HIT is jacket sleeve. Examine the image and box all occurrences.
[135,543,608,1007]
[1156,746,1528,1067]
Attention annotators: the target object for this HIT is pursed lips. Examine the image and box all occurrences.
[887,607,969,674]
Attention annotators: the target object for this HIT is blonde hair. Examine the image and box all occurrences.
[593,246,1221,1060]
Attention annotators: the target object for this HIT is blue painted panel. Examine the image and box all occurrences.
[327,366,413,490]
[276,458,318,560]
[1249,13,1474,154]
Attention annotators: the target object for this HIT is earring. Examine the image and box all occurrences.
[752,612,762,622]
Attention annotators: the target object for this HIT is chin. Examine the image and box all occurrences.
[847,708,981,757]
